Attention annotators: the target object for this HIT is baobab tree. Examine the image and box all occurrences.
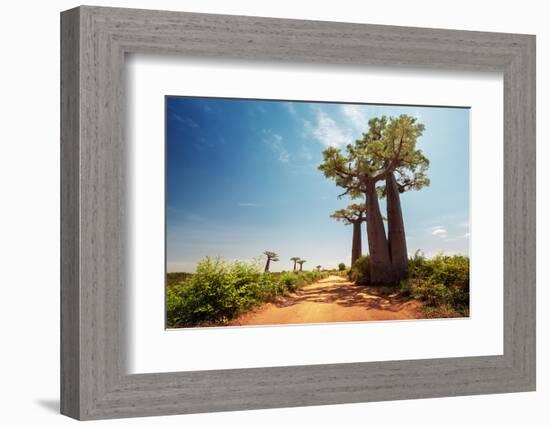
[331,203,367,266]
[263,251,279,272]
[319,114,429,284]
[290,256,301,272]
[375,116,429,279]
[297,259,306,272]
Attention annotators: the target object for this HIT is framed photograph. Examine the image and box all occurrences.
[164,96,471,329]
[61,6,536,420]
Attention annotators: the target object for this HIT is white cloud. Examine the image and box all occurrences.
[265,133,290,163]
[431,226,448,237]
[312,110,353,148]
[431,226,470,242]
[443,234,470,242]
[310,105,373,148]
[341,104,369,133]
[172,113,199,128]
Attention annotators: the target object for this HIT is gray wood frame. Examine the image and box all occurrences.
[60,5,536,421]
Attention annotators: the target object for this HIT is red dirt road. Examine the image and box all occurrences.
[229,275,423,326]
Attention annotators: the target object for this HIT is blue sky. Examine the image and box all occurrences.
[166,97,470,273]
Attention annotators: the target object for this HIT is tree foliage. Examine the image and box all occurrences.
[330,203,367,225]
[263,251,279,272]
[264,251,279,261]
[319,114,429,196]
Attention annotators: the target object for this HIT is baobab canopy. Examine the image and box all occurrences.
[319,115,429,199]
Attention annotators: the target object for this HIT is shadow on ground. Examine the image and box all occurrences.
[274,279,411,312]
[35,399,59,414]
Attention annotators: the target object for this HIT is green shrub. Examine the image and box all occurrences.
[344,251,469,317]
[166,283,186,325]
[348,255,370,285]
[410,280,452,306]
[279,271,300,291]
[166,272,192,287]
[338,262,346,271]
[166,257,330,328]
[405,254,469,317]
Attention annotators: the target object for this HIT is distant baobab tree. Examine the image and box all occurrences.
[290,256,301,272]
[316,265,322,272]
[263,251,279,272]
[297,259,306,272]
[331,203,367,266]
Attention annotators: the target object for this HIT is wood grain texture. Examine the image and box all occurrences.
[60,7,80,419]
[60,5,536,420]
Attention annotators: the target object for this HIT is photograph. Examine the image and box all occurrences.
[165,96,470,328]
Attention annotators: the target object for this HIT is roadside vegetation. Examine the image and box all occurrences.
[167,257,329,328]
[348,251,469,318]
[166,272,192,287]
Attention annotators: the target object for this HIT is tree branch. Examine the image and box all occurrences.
[371,131,405,181]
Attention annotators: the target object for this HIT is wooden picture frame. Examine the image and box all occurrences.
[60,5,536,420]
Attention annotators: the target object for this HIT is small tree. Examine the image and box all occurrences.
[316,265,322,272]
[290,256,301,272]
[413,249,425,261]
[331,203,367,266]
[338,262,346,271]
[263,251,279,272]
[297,259,306,272]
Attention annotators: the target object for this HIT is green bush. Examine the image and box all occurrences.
[345,251,469,317]
[166,257,330,328]
[279,271,300,291]
[166,258,249,327]
[338,262,346,271]
[300,270,329,284]
[405,254,469,317]
[166,272,192,287]
[348,255,370,285]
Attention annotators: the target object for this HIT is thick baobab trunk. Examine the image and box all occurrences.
[386,172,408,281]
[365,181,393,284]
[264,258,270,272]
[351,221,362,266]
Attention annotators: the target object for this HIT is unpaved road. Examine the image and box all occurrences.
[229,275,423,326]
